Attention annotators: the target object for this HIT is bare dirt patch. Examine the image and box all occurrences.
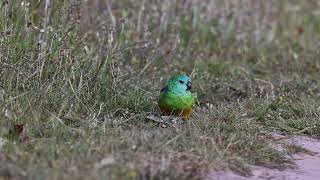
[209,135,320,180]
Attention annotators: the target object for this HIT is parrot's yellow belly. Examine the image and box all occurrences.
[159,105,192,118]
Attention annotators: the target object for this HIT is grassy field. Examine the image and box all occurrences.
[1,0,320,179]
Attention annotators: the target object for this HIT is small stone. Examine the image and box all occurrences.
[96,156,115,168]
[161,124,167,128]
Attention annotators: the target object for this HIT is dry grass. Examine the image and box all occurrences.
[1,0,320,179]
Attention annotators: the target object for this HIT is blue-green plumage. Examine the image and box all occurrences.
[158,75,194,117]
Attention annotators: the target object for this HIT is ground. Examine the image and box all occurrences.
[210,134,320,180]
[1,0,320,180]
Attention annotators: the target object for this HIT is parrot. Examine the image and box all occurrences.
[158,75,194,117]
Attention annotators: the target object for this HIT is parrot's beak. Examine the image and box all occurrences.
[186,81,192,91]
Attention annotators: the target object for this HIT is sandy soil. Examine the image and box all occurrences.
[209,135,320,180]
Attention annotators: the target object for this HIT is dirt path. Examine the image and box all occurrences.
[209,135,320,180]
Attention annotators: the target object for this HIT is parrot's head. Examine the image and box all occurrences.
[165,75,192,95]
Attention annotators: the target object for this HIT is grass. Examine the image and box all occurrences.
[1,0,320,179]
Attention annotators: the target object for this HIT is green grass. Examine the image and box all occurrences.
[1,0,320,179]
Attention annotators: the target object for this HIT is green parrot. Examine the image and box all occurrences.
[158,75,194,117]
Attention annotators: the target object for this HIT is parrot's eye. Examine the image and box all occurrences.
[179,80,184,84]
